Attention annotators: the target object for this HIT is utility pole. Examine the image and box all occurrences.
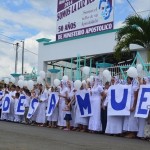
[21,41,25,75]
[15,43,19,73]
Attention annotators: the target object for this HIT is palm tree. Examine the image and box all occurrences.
[114,15,150,61]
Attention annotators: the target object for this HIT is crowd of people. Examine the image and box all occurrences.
[0,75,150,141]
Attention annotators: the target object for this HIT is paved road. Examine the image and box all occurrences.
[0,121,149,150]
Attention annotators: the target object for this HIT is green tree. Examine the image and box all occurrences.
[114,15,150,61]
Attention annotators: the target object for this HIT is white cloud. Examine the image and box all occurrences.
[0,0,58,77]
[114,21,125,29]
[0,7,56,34]
[0,40,36,77]
[30,0,57,14]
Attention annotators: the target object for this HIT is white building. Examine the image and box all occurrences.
[37,29,147,84]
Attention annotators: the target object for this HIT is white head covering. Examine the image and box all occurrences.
[114,76,119,84]
[143,77,149,84]
[93,76,100,88]
[120,79,126,85]
[67,80,74,91]
[147,76,150,84]
[61,80,67,89]
[132,78,139,87]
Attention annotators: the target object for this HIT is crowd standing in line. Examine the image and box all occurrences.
[0,75,150,141]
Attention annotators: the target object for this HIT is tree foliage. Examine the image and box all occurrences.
[114,15,150,60]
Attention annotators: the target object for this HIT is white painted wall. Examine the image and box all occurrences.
[37,30,143,72]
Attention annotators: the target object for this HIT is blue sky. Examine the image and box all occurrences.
[0,0,149,76]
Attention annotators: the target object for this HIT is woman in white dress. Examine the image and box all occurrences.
[123,77,139,138]
[8,85,16,122]
[88,76,104,132]
[105,76,124,135]
[137,77,148,139]
[36,84,48,126]
[67,80,77,129]
[57,80,68,128]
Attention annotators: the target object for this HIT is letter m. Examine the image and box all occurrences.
[76,93,91,116]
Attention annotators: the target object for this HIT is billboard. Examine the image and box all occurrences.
[56,0,114,41]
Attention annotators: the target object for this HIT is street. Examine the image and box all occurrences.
[0,121,149,150]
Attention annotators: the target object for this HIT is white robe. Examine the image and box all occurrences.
[105,86,124,134]
[36,90,48,124]
[14,98,20,122]
[88,85,103,131]
[47,107,58,122]
[8,91,16,121]
[123,85,139,132]
[57,87,68,127]
[137,118,146,137]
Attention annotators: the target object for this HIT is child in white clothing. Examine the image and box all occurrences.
[14,92,20,122]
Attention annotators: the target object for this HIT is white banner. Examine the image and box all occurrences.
[56,0,114,40]
[46,92,59,117]
[76,91,92,117]
[135,85,150,118]
[27,98,39,119]
[2,94,11,113]
[107,85,131,116]
[15,94,26,115]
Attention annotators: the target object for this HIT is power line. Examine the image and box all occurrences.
[18,45,38,55]
[0,39,14,45]
[126,0,139,17]
[137,9,150,14]
[0,38,38,56]
[0,33,17,41]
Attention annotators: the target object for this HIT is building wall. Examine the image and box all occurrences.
[37,30,143,72]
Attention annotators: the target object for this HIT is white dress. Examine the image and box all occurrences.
[57,87,68,127]
[123,85,139,132]
[88,85,103,131]
[36,90,48,124]
[8,91,16,121]
[137,118,146,137]
[47,107,58,122]
[105,87,124,134]
[68,89,77,127]
[14,98,20,122]
[75,89,89,126]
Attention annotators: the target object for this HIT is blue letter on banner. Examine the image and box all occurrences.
[3,96,10,112]
[76,93,91,116]
[137,88,150,115]
[111,89,128,110]
[48,94,56,114]
[31,98,38,110]
[17,95,26,113]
